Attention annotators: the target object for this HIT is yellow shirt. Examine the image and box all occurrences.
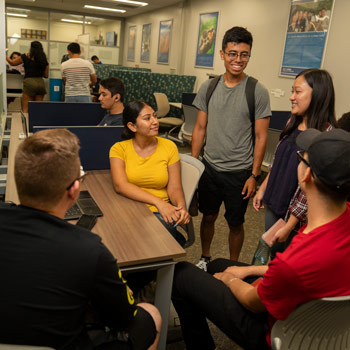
[110,137,180,212]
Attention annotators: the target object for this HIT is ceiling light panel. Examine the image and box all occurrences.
[112,0,148,6]
[84,5,126,13]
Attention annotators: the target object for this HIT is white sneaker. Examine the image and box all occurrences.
[196,256,211,272]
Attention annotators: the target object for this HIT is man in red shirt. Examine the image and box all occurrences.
[172,128,350,350]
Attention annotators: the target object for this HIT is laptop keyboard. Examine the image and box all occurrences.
[65,203,83,220]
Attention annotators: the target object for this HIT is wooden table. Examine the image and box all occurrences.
[5,112,24,204]
[5,118,186,348]
[83,170,186,349]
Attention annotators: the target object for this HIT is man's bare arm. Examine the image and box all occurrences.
[191,110,208,158]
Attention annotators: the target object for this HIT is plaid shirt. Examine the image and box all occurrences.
[286,124,334,227]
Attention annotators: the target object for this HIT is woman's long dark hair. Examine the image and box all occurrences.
[29,41,48,67]
[279,68,336,140]
[122,100,150,140]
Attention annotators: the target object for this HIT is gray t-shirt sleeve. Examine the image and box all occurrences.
[254,81,271,120]
[192,78,212,114]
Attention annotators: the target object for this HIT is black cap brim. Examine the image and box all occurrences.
[296,129,322,151]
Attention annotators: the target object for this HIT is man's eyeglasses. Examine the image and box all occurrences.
[66,172,88,190]
[296,150,310,167]
[224,51,250,62]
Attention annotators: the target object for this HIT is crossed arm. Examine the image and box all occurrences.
[214,264,268,313]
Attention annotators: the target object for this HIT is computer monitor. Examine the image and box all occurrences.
[28,101,106,132]
[269,111,290,131]
[33,126,123,170]
[182,93,197,107]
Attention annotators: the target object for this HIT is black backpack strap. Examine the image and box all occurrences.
[205,75,221,110]
[245,76,258,146]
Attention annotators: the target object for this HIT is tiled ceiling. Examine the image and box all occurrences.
[5,0,183,18]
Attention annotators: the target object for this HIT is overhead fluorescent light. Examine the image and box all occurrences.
[20,0,36,2]
[84,5,126,13]
[112,0,148,6]
[7,13,28,17]
[61,19,92,24]
[6,7,31,12]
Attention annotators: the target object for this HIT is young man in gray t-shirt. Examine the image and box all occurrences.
[192,26,271,270]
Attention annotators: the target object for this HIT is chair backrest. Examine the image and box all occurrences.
[182,105,198,137]
[6,73,23,90]
[179,154,205,210]
[154,92,170,118]
[262,129,281,170]
[271,296,350,350]
[0,345,54,350]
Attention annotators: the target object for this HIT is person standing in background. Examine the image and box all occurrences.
[6,41,49,113]
[61,42,97,103]
[192,26,271,270]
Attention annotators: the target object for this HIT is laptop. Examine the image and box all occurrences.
[64,190,103,220]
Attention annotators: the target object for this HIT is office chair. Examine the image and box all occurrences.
[179,154,205,248]
[179,104,198,144]
[153,92,183,143]
[6,73,23,112]
[271,296,350,350]
[261,128,281,172]
[0,345,55,350]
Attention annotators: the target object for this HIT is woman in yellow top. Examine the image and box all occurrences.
[110,99,190,246]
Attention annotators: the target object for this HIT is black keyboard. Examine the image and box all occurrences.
[64,191,103,220]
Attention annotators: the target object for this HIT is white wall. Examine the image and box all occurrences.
[123,3,185,73]
[123,0,350,117]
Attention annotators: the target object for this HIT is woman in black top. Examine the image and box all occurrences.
[6,41,49,113]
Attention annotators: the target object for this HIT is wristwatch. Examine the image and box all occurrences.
[251,173,261,181]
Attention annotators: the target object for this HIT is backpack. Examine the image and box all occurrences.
[205,75,258,145]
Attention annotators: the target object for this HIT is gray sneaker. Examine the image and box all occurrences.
[196,256,211,271]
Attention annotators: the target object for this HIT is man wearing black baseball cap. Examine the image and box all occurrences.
[171,128,350,350]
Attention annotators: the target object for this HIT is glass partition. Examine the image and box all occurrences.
[90,45,120,65]
[50,12,84,42]
[6,6,48,39]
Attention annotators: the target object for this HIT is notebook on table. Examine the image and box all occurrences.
[64,190,103,220]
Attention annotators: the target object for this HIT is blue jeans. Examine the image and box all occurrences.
[65,95,92,103]
[153,212,186,247]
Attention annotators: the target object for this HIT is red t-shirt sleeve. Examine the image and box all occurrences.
[257,258,306,320]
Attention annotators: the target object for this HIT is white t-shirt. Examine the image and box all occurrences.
[61,58,95,97]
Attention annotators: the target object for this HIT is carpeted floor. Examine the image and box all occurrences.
[165,143,267,350]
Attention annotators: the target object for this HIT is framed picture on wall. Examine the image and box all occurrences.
[157,19,173,64]
[195,12,219,68]
[280,0,335,77]
[141,23,152,63]
[127,25,137,61]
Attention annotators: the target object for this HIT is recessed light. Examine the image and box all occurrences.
[61,19,92,24]
[7,13,28,17]
[112,0,148,6]
[84,5,126,13]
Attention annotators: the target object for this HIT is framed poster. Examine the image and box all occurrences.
[280,0,335,77]
[127,26,137,61]
[195,12,219,68]
[157,19,173,64]
[141,23,152,62]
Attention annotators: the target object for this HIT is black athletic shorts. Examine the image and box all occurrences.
[198,159,251,227]
[92,306,157,350]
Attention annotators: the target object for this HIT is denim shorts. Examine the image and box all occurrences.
[198,159,251,227]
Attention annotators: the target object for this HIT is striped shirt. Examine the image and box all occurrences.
[61,58,95,97]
